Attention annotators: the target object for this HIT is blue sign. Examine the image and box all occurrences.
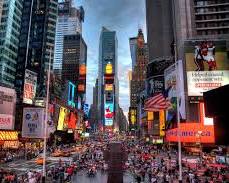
[83,104,89,116]
[68,82,76,108]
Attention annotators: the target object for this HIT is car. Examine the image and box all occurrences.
[35,157,45,165]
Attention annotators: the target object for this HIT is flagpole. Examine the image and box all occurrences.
[42,50,52,182]
[172,0,182,182]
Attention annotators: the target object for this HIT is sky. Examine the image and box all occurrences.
[74,0,146,114]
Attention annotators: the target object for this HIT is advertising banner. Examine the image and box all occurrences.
[0,86,16,130]
[83,104,89,117]
[68,82,76,108]
[22,108,45,138]
[165,123,215,143]
[105,84,113,91]
[104,103,114,126]
[129,107,137,126]
[57,107,68,131]
[68,112,77,129]
[185,40,229,97]
[23,69,37,104]
[164,60,186,123]
[159,111,165,137]
[147,75,164,97]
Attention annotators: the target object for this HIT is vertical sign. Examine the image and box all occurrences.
[23,69,37,104]
[22,108,45,138]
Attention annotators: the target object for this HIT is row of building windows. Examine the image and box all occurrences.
[196,14,229,20]
[195,6,229,13]
[196,22,229,28]
[194,0,229,6]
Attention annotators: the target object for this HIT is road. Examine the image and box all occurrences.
[2,158,136,183]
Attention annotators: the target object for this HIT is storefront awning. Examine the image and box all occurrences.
[0,131,18,141]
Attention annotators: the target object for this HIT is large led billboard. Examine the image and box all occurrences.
[23,69,37,104]
[57,107,68,131]
[104,103,114,126]
[185,40,229,97]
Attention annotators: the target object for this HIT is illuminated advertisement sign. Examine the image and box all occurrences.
[68,82,76,108]
[104,103,114,126]
[79,64,86,75]
[105,63,113,74]
[23,69,37,104]
[165,123,215,143]
[185,40,229,97]
[22,108,45,138]
[105,84,113,91]
[130,108,137,125]
[68,112,77,129]
[0,86,16,130]
[57,107,68,131]
[164,60,186,122]
[78,84,85,92]
[159,111,165,137]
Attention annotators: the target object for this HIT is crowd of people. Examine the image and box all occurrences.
[0,134,228,183]
[124,138,229,183]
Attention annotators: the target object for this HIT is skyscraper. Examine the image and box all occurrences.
[98,27,118,129]
[15,0,58,101]
[62,34,87,84]
[129,37,138,70]
[54,0,84,78]
[0,0,23,87]
[145,0,174,62]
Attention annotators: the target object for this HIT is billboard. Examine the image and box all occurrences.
[83,104,89,117]
[147,75,164,97]
[165,123,215,143]
[68,82,76,108]
[68,112,77,129]
[105,84,113,91]
[0,86,16,130]
[129,107,137,126]
[57,107,68,131]
[22,108,45,138]
[104,103,114,126]
[185,40,229,97]
[164,60,186,123]
[23,69,37,104]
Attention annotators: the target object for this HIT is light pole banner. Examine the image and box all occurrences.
[23,69,37,104]
[0,86,16,130]
[22,108,45,138]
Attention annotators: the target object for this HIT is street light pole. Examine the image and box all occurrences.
[42,50,52,181]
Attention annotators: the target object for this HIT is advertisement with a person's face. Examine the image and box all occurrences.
[0,86,16,130]
[164,60,186,124]
[185,40,229,97]
[104,103,114,126]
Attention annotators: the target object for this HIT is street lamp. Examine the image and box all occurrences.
[42,50,52,182]
[197,131,202,164]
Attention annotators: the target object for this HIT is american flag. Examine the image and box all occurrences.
[144,93,172,111]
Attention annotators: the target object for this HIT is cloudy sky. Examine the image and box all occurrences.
[74,0,146,114]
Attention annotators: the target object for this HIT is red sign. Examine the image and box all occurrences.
[68,112,77,129]
[165,123,215,143]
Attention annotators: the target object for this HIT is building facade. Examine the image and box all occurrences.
[54,0,84,78]
[15,0,58,101]
[98,27,118,129]
[0,0,23,87]
[62,34,87,110]
[129,37,138,70]
[145,0,229,142]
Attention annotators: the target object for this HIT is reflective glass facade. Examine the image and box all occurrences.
[0,0,23,87]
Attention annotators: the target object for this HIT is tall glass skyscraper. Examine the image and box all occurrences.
[15,0,58,100]
[0,0,23,87]
[98,27,119,129]
[54,0,84,78]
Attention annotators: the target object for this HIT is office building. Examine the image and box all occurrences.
[54,0,84,78]
[98,27,118,129]
[15,0,58,101]
[62,34,87,84]
[129,37,138,70]
[0,0,23,87]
